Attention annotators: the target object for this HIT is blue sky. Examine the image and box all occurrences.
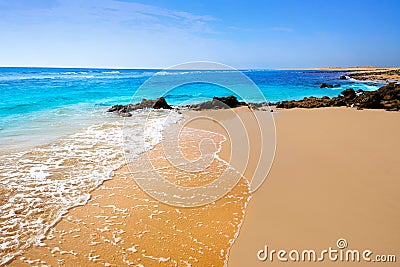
[0,0,399,69]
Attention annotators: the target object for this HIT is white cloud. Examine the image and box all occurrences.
[67,0,217,33]
[0,0,228,68]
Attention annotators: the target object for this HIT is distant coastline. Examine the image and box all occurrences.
[278,66,400,83]
[278,66,399,71]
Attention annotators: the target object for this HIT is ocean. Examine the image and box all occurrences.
[0,67,381,151]
[0,67,382,265]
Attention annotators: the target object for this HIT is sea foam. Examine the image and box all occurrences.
[0,109,182,265]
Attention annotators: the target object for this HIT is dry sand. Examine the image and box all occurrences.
[9,107,400,266]
[187,107,400,266]
[226,107,399,266]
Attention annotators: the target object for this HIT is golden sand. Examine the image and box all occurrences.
[7,107,400,266]
[10,125,250,266]
[228,108,400,266]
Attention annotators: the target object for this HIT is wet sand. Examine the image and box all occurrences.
[10,122,251,266]
[8,107,400,266]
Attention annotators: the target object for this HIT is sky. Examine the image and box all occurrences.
[0,0,399,69]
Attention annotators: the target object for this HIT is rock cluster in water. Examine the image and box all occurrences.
[107,97,171,117]
[107,96,248,116]
[320,83,341,88]
[275,82,400,111]
[107,83,400,116]
[187,96,247,110]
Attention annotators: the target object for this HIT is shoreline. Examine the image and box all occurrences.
[5,106,400,266]
[8,112,253,266]
[2,69,399,265]
[277,67,400,84]
[107,81,400,115]
[277,66,399,71]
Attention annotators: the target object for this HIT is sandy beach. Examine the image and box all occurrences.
[8,106,399,266]
[2,0,400,265]
[186,107,400,266]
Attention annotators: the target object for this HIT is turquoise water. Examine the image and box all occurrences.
[0,67,382,150]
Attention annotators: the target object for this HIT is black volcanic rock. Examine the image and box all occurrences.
[188,95,247,110]
[275,83,400,111]
[107,97,172,116]
[340,75,347,80]
[108,95,248,116]
[152,97,172,109]
[320,83,333,88]
[107,104,125,112]
[107,84,400,116]
[213,96,245,108]
[356,82,400,110]
[132,97,172,110]
[340,88,356,100]
[320,83,341,88]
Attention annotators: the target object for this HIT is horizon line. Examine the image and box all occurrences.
[0,65,398,71]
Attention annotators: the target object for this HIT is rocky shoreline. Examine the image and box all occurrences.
[274,83,400,111]
[107,95,249,116]
[107,97,172,117]
[347,68,400,82]
[107,82,400,116]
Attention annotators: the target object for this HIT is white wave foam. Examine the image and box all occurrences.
[102,71,120,74]
[62,72,78,75]
[156,71,191,76]
[0,110,183,265]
